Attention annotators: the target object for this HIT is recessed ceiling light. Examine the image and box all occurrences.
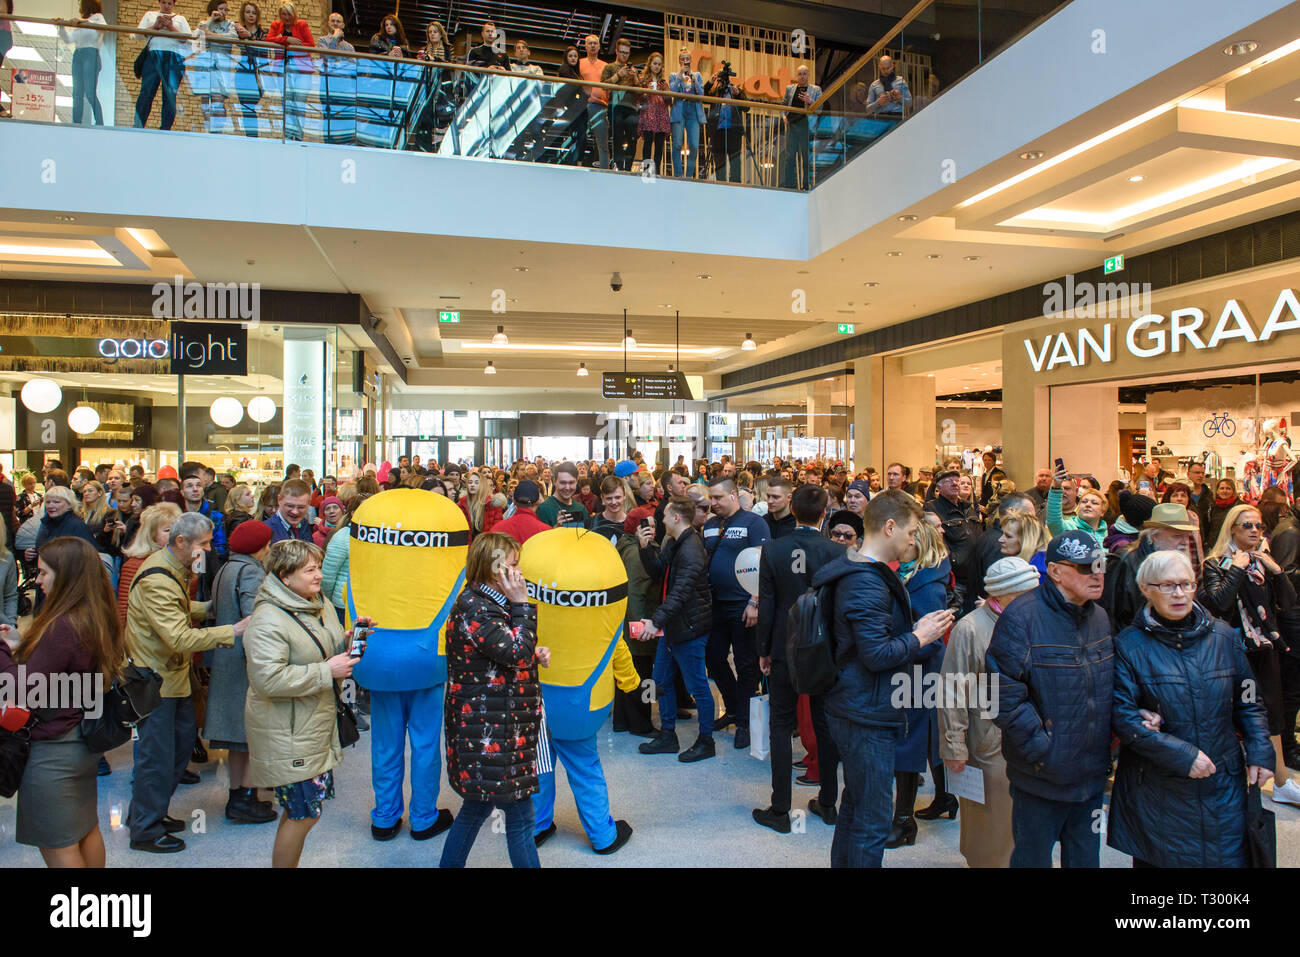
[886,251,903,257]
[797,270,810,275]
[863,281,879,287]
[1020,150,1045,160]
[53,214,75,222]
[697,273,711,279]
[513,266,528,272]
[1223,40,1258,55]
[1128,174,1145,183]
[897,214,917,222]
[927,254,942,260]
[964,255,981,262]
[658,303,673,308]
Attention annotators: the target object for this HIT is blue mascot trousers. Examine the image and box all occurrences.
[369,686,443,830]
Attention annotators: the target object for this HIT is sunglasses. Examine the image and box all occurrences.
[1237,521,1264,531]
[830,530,856,542]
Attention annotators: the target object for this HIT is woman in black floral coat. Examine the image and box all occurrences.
[440,531,550,868]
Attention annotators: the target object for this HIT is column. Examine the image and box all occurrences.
[882,356,936,474]
[852,356,884,472]
[283,327,329,476]
[1048,383,1120,482]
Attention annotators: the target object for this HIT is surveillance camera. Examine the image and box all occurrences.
[610,272,623,293]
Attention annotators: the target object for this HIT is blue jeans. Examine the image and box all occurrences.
[651,634,714,736]
[1008,784,1103,868]
[827,715,897,867]
[671,120,699,177]
[439,798,539,868]
[134,50,184,130]
[71,47,103,125]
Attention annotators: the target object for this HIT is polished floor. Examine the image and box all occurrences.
[4,695,1300,867]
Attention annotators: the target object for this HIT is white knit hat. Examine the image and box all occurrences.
[984,557,1040,597]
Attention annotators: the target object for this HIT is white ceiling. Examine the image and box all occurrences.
[5,13,1300,395]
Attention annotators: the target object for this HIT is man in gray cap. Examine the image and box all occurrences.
[986,530,1114,867]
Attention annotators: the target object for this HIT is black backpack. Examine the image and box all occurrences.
[786,560,915,695]
[786,582,839,695]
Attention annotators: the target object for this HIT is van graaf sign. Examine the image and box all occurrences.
[1024,287,1300,372]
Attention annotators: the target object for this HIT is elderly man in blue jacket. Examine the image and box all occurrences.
[811,490,953,867]
[987,530,1115,867]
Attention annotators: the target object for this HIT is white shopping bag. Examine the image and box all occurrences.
[749,694,770,761]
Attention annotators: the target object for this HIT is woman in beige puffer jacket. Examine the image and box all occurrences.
[244,540,354,867]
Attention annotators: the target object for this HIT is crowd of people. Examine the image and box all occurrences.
[1,443,1295,869]
[3,1,924,187]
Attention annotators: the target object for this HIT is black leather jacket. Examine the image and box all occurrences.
[640,527,712,644]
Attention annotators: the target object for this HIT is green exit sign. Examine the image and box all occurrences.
[1103,254,1124,275]
[837,323,855,334]
[438,310,461,323]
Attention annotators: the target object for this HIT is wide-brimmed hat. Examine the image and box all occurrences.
[1143,502,1197,532]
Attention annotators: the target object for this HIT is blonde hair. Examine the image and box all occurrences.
[123,503,182,559]
[278,1,295,16]
[265,539,323,580]
[912,519,949,570]
[77,480,110,526]
[1207,503,1261,562]
[43,486,77,509]
[1001,511,1049,564]
[465,532,518,589]
[229,484,255,512]
[468,478,495,532]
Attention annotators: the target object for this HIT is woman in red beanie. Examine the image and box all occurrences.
[206,519,277,823]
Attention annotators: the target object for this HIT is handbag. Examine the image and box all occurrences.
[289,613,359,748]
[1246,782,1277,868]
[80,661,164,754]
[749,676,770,762]
[133,42,150,79]
[0,712,35,799]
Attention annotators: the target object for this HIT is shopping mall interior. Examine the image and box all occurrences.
[4,0,1300,884]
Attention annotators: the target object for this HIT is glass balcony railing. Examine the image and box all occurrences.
[0,3,1070,191]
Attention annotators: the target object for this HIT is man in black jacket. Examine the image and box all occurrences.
[987,530,1115,868]
[925,468,980,611]
[810,490,953,867]
[753,485,844,833]
[763,476,797,539]
[635,496,716,763]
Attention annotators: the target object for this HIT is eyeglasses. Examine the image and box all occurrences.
[1150,581,1195,595]
[1237,521,1264,531]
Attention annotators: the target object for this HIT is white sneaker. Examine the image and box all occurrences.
[1270,778,1300,806]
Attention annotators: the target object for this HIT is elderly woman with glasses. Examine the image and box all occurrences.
[1110,549,1273,867]
[1199,502,1299,806]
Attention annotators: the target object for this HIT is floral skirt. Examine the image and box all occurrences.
[274,770,335,820]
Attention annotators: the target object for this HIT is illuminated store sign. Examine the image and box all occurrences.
[1024,287,1300,372]
[98,337,169,360]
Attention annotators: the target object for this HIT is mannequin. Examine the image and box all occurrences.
[1260,418,1297,504]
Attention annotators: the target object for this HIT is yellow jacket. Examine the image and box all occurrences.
[125,547,234,698]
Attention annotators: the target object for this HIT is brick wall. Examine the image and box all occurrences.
[113,0,327,133]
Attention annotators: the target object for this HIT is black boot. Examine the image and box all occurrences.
[916,764,959,820]
[885,772,920,849]
[638,730,679,755]
[226,787,277,824]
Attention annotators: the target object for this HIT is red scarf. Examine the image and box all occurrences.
[1214,494,1239,508]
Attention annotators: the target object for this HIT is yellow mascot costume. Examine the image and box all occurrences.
[347,489,468,839]
[521,527,640,852]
